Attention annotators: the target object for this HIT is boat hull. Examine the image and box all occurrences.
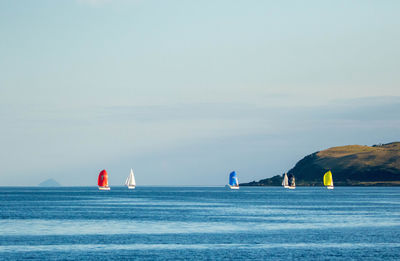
[226,185,239,190]
[127,186,136,189]
[98,186,110,190]
[283,185,295,189]
[327,186,334,190]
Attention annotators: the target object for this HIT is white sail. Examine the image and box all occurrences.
[282,173,289,187]
[129,169,136,186]
[126,168,136,189]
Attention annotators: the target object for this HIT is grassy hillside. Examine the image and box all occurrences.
[241,142,400,186]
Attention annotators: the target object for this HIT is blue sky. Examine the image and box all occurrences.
[1,0,399,186]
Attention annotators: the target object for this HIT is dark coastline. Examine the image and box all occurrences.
[241,142,400,187]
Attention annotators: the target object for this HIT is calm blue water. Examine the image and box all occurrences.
[0,187,399,260]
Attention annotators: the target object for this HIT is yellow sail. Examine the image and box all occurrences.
[323,170,333,186]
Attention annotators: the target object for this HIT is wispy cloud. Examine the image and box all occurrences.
[1,97,399,185]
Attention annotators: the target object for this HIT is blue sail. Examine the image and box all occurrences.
[229,171,238,186]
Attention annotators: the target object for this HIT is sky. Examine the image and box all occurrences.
[0,0,399,186]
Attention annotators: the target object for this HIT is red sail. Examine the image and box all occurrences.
[98,169,108,187]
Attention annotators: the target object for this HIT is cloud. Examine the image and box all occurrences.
[1,96,399,185]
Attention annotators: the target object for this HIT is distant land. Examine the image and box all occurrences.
[241,142,400,186]
[38,179,61,187]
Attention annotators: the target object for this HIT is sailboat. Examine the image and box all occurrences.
[125,169,136,189]
[226,171,239,190]
[323,170,334,189]
[98,169,110,190]
[282,173,289,188]
[282,173,296,189]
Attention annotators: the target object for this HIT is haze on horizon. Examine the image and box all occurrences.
[1,0,399,186]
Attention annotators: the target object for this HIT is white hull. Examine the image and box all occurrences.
[226,185,239,190]
[327,186,334,189]
[127,186,136,189]
[283,185,295,189]
[98,186,110,190]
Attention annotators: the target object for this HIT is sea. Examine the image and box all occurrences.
[0,187,399,260]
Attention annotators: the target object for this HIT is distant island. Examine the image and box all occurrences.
[241,142,400,186]
[38,179,61,187]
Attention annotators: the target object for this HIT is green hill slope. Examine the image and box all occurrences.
[241,142,400,186]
